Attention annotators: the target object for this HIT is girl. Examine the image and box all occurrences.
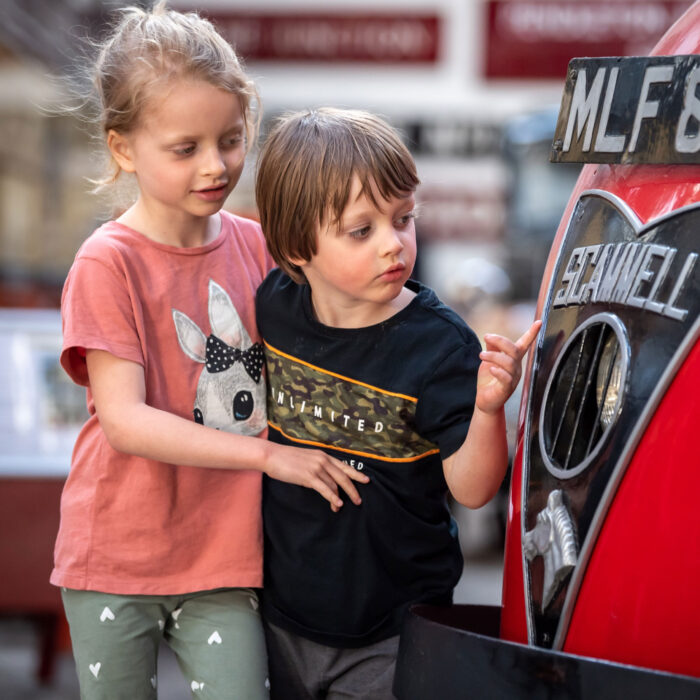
[53,4,367,698]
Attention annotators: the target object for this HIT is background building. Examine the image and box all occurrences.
[2,0,689,307]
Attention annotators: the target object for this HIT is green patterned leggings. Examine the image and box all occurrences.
[62,587,269,700]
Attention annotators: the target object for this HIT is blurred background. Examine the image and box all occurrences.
[0,0,691,696]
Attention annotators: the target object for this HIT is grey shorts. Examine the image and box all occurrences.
[263,619,399,700]
[62,587,269,700]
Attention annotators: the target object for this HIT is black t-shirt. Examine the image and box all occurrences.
[256,269,481,647]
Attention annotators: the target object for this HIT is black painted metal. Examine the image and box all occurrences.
[394,605,700,699]
[525,197,700,647]
[551,56,700,165]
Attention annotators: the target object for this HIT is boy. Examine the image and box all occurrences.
[255,108,540,699]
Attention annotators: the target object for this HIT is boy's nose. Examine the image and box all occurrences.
[381,227,404,255]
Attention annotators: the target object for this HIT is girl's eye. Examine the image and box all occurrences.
[223,135,244,148]
[173,145,195,156]
[348,226,371,240]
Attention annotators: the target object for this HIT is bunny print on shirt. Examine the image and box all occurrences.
[173,279,267,436]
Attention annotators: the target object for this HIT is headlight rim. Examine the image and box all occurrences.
[538,312,630,479]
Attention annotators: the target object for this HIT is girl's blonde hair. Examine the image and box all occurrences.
[88,0,259,190]
[256,108,420,283]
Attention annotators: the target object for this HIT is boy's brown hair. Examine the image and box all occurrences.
[255,108,420,283]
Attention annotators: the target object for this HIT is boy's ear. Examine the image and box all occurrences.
[107,129,137,173]
[284,257,309,284]
[287,255,307,268]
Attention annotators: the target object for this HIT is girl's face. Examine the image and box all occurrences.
[109,78,247,242]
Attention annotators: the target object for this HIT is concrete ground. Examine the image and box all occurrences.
[0,557,503,699]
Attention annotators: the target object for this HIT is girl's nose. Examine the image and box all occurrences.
[201,148,226,177]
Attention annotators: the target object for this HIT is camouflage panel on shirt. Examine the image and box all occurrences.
[265,343,439,461]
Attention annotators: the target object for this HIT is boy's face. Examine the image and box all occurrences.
[296,175,417,327]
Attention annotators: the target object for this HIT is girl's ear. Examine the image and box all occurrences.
[107,129,136,173]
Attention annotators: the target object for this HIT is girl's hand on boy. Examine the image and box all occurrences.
[263,443,370,511]
[476,320,542,415]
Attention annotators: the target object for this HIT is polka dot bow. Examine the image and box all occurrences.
[205,335,264,382]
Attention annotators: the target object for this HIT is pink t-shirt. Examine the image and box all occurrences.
[51,211,274,595]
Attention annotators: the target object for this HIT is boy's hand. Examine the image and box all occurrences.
[476,320,542,415]
[263,443,370,511]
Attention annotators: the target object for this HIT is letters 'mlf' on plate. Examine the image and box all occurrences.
[550,56,700,165]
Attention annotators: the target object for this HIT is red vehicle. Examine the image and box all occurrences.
[395,3,700,697]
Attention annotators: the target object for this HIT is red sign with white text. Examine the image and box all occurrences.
[206,13,440,64]
[485,0,692,79]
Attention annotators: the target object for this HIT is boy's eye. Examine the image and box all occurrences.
[173,145,195,156]
[396,211,416,228]
[348,226,371,240]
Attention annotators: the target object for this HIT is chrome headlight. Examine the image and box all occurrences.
[595,333,623,429]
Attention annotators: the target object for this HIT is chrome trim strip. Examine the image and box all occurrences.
[585,189,700,236]
[584,189,643,229]
[521,190,700,646]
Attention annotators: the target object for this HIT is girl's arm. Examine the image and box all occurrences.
[86,349,368,510]
[442,320,541,509]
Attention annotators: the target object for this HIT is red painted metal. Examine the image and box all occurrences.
[499,438,528,643]
[564,339,700,676]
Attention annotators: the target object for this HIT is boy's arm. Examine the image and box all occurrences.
[443,405,508,509]
[86,349,368,510]
[443,321,541,509]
